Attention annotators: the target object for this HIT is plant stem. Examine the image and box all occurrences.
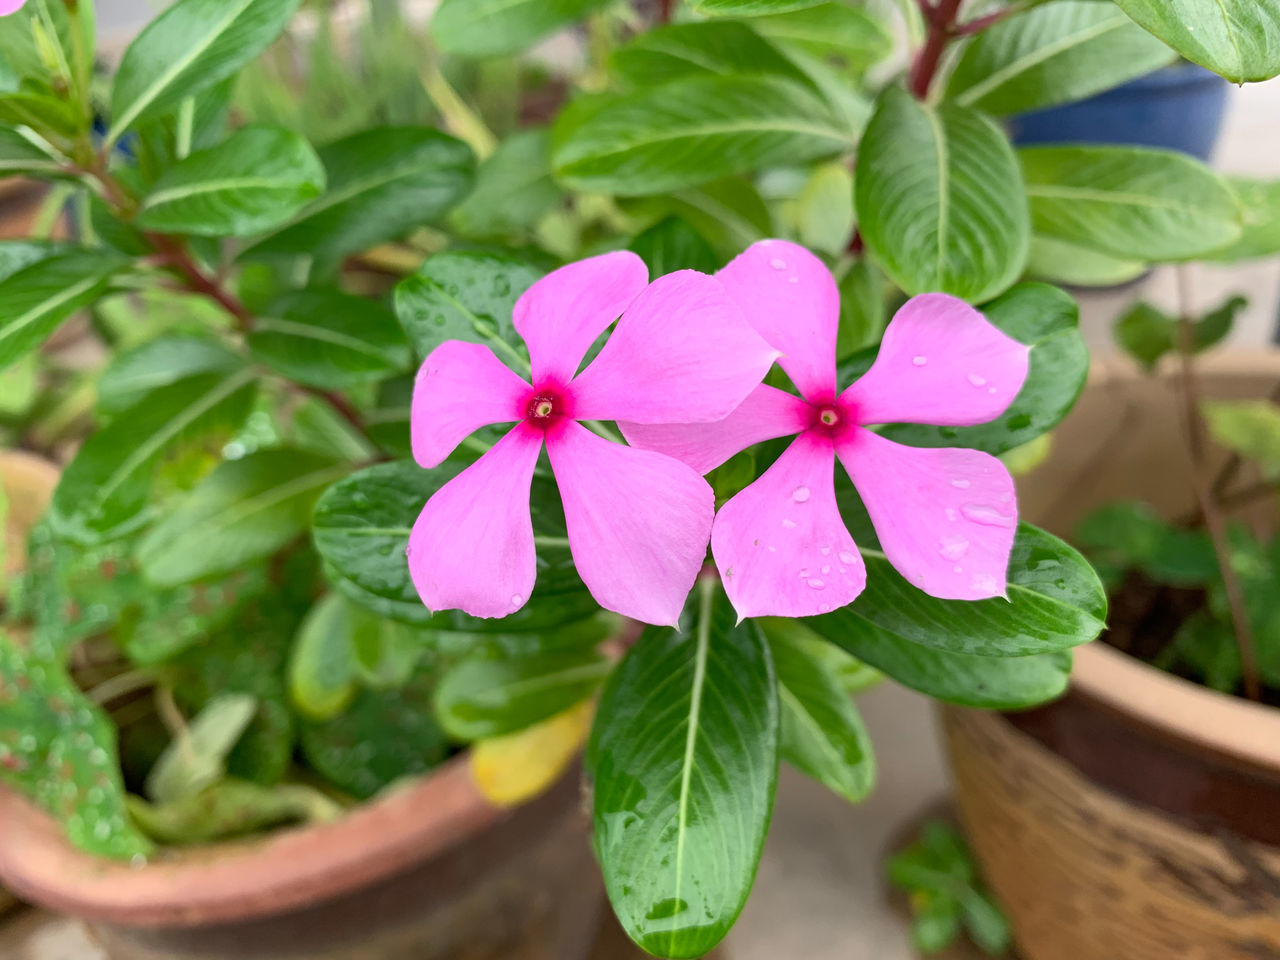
[1174,266,1262,701]
[908,0,964,99]
[955,0,1029,35]
[658,0,675,23]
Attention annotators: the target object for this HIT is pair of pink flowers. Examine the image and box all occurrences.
[408,241,1028,627]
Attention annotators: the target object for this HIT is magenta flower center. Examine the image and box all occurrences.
[524,385,571,429]
[809,402,848,439]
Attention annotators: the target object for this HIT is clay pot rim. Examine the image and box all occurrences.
[1066,349,1280,774]
[0,748,521,929]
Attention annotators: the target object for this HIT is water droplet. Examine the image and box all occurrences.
[972,573,999,593]
[511,594,523,606]
[788,275,799,284]
[807,578,825,589]
[792,485,811,503]
[968,373,988,387]
[838,551,857,565]
[782,518,797,529]
[961,504,1012,527]
[945,507,959,521]
[953,565,963,574]
[770,257,787,270]
[951,479,971,489]
[988,387,998,395]
[821,565,831,574]
[94,821,111,841]
[820,546,831,556]
[939,537,969,560]
[798,568,809,578]
[912,355,928,366]
[767,545,777,552]
[999,493,1012,504]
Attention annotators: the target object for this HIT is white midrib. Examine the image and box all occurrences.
[252,316,394,360]
[923,105,950,287]
[670,577,713,955]
[0,270,104,350]
[1024,182,1208,213]
[143,176,304,210]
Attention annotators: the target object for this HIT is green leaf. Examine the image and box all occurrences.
[629,216,719,276]
[628,177,775,255]
[962,891,1013,955]
[96,333,241,414]
[0,631,152,859]
[1021,145,1243,261]
[138,449,348,587]
[796,161,854,255]
[1075,501,1218,586]
[394,249,542,365]
[588,580,778,959]
[948,0,1176,115]
[0,124,64,176]
[432,0,612,57]
[50,370,258,544]
[1111,0,1280,83]
[692,0,827,14]
[1208,178,1280,262]
[146,693,258,804]
[877,283,1088,456]
[108,0,302,143]
[128,778,341,846]
[0,249,122,372]
[248,288,411,389]
[242,127,475,272]
[913,896,962,953]
[764,619,875,804]
[0,239,66,282]
[1113,295,1245,371]
[288,593,358,720]
[136,126,325,237]
[1203,400,1280,479]
[610,21,817,89]
[814,522,1107,658]
[1025,233,1148,288]
[450,129,564,239]
[835,259,886,360]
[749,3,891,69]
[855,86,1028,303]
[552,74,851,196]
[436,650,610,741]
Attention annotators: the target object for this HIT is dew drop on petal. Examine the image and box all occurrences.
[951,479,971,489]
[939,537,970,560]
[807,578,825,589]
[821,564,831,574]
[999,493,1012,504]
[945,507,959,521]
[768,545,777,552]
[799,568,809,578]
[972,572,999,593]
[912,355,928,367]
[770,257,787,270]
[968,373,988,387]
[788,275,799,284]
[953,565,963,574]
[838,551,857,565]
[988,387,998,395]
[961,504,1012,527]
[782,518,797,529]
[792,485,811,503]
[511,594,523,606]
[820,546,832,556]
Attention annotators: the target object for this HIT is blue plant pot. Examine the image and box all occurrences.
[1009,62,1230,161]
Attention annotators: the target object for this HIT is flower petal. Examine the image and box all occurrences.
[411,341,530,469]
[546,420,713,626]
[619,384,809,475]
[839,293,1030,427]
[718,239,839,402]
[407,422,542,618]
[570,270,779,424]
[836,426,1017,601]
[513,250,648,385]
[711,432,866,620]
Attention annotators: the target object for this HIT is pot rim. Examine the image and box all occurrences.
[1062,350,1280,773]
[0,752,520,928]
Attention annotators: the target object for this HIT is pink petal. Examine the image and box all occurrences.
[839,293,1030,427]
[569,270,779,424]
[407,422,543,618]
[411,341,530,469]
[619,384,810,475]
[513,251,648,385]
[836,426,1017,601]
[711,432,866,620]
[546,420,713,626]
[717,239,839,402]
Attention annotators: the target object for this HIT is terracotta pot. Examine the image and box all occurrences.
[0,752,604,959]
[943,353,1280,960]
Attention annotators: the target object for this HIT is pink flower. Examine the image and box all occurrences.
[407,251,778,626]
[622,240,1030,620]
[0,2,26,14]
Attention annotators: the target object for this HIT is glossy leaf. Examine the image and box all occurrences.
[877,283,1088,456]
[450,129,563,239]
[948,1,1175,115]
[436,650,610,741]
[242,127,475,271]
[394,248,542,364]
[0,249,122,372]
[50,370,258,544]
[856,86,1028,303]
[1111,0,1280,83]
[96,333,241,414]
[1025,234,1147,287]
[108,0,302,142]
[552,74,851,196]
[588,580,778,959]
[610,21,816,89]
[138,449,348,587]
[1021,145,1242,261]
[146,693,258,804]
[136,126,325,236]
[432,0,612,57]
[471,700,594,808]
[749,3,891,68]
[835,259,886,360]
[629,216,719,276]
[248,288,411,389]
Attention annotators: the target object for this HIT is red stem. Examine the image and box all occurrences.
[658,0,674,23]
[909,0,964,99]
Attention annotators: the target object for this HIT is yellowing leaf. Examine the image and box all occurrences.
[469,699,594,808]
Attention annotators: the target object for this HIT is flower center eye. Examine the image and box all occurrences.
[527,395,556,419]
[818,406,839,426]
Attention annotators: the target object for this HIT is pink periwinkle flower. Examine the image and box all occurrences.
[623,240,1031,620]
[0,1,26,13]
[406,251,778,626]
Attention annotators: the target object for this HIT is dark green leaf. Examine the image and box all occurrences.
[588,580,778,959]
[136,126,325,237]
[856,86,1028,303]
[432,0,612,57]
[610,21,817,89]
[0,124,65,177]
[749,3,891,69]
[948,0,1176,115]
[1021,145,1243,261]
[627,177,774,255]
[629,217,719,276]
[1113,294,1245,371]
[1076,501,1219,586]
[0,249,122,372]
[108,0,302,142]
[96,333,241,414]
[0,239,66,282]
[692,0,827,14]
[1111,0,1280,83]
[450,129,563,239]
[835,259,886,360]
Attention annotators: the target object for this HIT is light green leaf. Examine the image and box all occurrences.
[610,20,817,89]
[1203,400,1280,478]
[552,74,851,196]
[128,778,341,845]
[1111,0,1280,83]
[136,126,325,236]
[1025,233,1148,287]
[96,333,241,415]
[146,693,258,804]
[138,448,348,587]
[948,0,1176,115]
[588,580,778,959]
[432,0,612,58]
[750,2,891,69]
[450,129,564,239]
[0,249,122,372]
[693,0,827,14]
[1113,294,1245,371]
[0,239,66,282]
[1208,178,1280,262]
[797,161,854,255]
[627,177,774,255]
[1021,144,1243,261]
[855,86,1028,303]
[289,593,358,720]
[108,0,302,143]
[0,124,64,177]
